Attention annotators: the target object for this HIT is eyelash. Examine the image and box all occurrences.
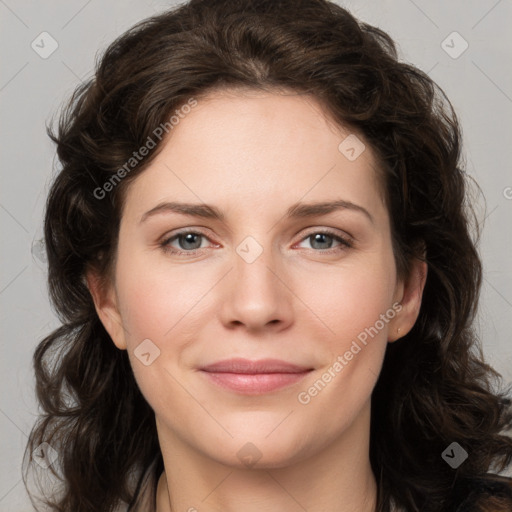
[159,228,353,256]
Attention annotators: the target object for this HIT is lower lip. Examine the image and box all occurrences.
[200,371,311,394]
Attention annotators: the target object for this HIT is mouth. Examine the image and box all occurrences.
[199,358,314,395]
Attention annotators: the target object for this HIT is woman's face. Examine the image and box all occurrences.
[91,89,423,468]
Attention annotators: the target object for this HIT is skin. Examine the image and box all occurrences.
[87,88,427,512]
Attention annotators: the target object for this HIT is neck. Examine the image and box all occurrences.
[156,401,377,512]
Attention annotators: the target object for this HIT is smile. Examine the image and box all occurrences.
[199,358,314,395]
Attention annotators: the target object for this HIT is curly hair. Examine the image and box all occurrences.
[22,0,512,511]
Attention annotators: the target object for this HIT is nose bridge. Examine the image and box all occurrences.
[221,232,292,330]
[235,235,276,292]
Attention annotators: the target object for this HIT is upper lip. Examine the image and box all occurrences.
[200,358,313,374]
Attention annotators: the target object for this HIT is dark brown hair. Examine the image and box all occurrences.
[23,0,512,511]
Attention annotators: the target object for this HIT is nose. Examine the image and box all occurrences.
[218,238,294,334]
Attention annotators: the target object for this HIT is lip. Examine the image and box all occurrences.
[201,358,312,374]
[199,358,313,394]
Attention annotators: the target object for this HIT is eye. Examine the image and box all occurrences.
[296,229,352,252]
[160,230,213,255]
[159,228,353,256]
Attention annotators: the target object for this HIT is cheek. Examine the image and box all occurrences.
[111,249,204,395]
[295,250,396,406]
[114,247,211,345]
[303,255,397,346]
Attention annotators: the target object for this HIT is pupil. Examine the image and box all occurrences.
[181,233,201,250]
[178,233,333,251]
[312,233,332,249]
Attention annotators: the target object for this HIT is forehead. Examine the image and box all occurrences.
[120,87,387,221]
[181,86,360,150]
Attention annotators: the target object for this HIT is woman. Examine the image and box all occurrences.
[23,0,512,511]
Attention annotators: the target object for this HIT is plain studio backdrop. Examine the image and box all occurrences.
[0,0,511,510]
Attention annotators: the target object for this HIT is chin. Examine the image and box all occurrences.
[205,431,314,470]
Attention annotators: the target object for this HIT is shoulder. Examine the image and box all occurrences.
[449,473,512,512]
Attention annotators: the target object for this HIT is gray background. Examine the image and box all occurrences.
[1,0,511,510]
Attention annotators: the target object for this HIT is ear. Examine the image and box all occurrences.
[85,267,127,350]
[388,257,427,342]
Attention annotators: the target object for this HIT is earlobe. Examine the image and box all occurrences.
[85,268,127,350]
[389,259,428,342]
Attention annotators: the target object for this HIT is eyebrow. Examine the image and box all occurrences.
[140,199,374,224]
